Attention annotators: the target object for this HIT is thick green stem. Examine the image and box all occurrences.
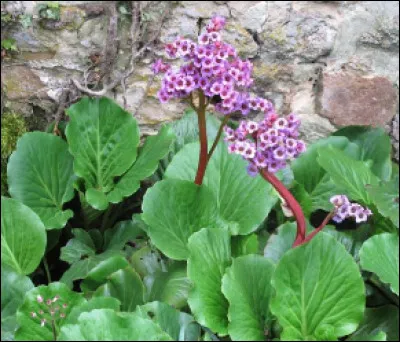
[208,114,230,161]
[260,169,306,246]
[194,91,208,185]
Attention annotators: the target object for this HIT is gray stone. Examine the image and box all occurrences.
[297,113,336,143]
[228,1,268,33]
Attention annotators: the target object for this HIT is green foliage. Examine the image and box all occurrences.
[270,233,366,340]
[7,132,75,229]
[1,38,17,51]
[37,2,61,21]
[1,197,47,275]
[2,93,398,341]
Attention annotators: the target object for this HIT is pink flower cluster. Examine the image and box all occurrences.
[153,15,274,116]
[330,195,372,223]
[224,112,306,176]
[33,294,68,327]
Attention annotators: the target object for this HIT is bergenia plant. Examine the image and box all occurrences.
[2,13,398,342]
[152,14,363,247]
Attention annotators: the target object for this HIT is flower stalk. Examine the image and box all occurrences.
[207,114,230,161]
[194,91,208,185]
[260,169,306,246]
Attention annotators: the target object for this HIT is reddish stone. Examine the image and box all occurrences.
[319,72,398,127]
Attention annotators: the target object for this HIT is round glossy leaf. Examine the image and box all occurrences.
[57,309,172,341]
[142,179,219,260]
[65,97,140,208]
[1,197,47,275]
[221,255,275,341]
[15,282,85,341]
[187,228,231,336]
[94,267,144,311]
[1,265,34,340]
[359,233,399,295]
[165,142,278,235]
[270,232,365,340]
[7,132,75,229]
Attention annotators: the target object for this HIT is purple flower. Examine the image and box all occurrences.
[223,112,306,175]
[247,163,258,177]
[330,195,372,224]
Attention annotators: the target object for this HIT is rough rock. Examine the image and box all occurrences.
[319,72,398,127]
[297,113,336,143]
[1,65,48,100]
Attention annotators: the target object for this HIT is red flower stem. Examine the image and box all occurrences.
[194,91,208,185]
[260,169,306,246]
[207,114,230,161]
[297,210,336,246]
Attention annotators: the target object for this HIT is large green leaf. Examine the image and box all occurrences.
[65,97,140,209]
[107,125,175,203]
[60,250,121,288]
[145,262,191,310]
[187,228,231,336]
[57,309,172,341]
[136,302,201,341]
[80,255,129,293]
[368,174,399,228]
[291,136,359,212]
[359,233,399,295]
[15,282,85,341]
[142,179,219,260]
[7,132,75,229]
[1,265,34,340]
[323,225,373,263]
[333,126,392,181]
[64,296,121,325]
[1,197,47,275]
[221,255,275,341]
[165,142,278,235]
[270,232,365,340]
[94,267,144,311]
[318,146,380,205]
[348,305,399,341]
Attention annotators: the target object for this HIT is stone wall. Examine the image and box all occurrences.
[1,1,399,159]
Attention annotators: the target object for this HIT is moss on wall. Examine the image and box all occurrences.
[1,111,27,194]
